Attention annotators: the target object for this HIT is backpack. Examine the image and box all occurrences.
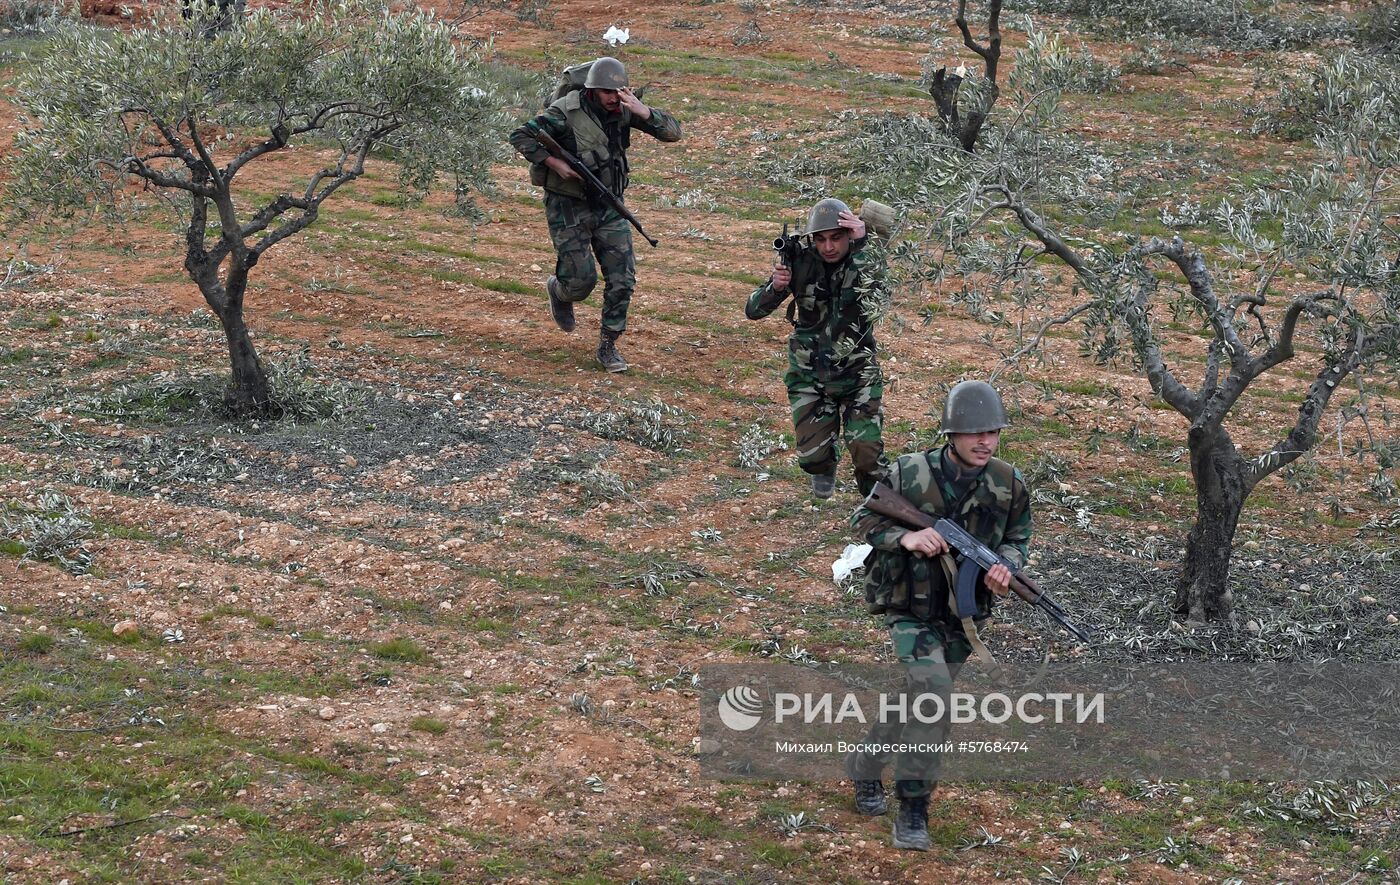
[544,61,646,107]
[547,61,593,105]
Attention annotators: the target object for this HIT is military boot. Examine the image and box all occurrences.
[811,470,837,499]
[891,795,931,851]
[547,275,575,332]
[596,330,628,373]
[852,779,887,816]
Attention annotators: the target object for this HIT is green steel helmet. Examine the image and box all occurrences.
[585,56,629,89]
[941,380,1010,434]
[803,198,850,235]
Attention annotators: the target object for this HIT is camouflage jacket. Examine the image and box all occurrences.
[509,91,682,201]
[851,445,1032,622]
[744,240,886,383]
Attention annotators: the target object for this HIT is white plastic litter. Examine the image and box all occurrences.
[603,25,630,46]
[832,543,872,584]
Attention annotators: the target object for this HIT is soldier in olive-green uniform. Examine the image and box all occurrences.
[745,198,890,498]
[509,57,683,373]
[847,380,1031,851]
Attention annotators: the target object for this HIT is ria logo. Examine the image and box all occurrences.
[717,685,763,731]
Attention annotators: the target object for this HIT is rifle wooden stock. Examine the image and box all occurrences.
[864,481,935,530]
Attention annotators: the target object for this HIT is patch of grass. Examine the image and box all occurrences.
[91,519,159,542]
[465,617,508,634]
[472,275,535,296]
[370,191,419,208]
[16,632,56,655]
[371,637,430,664]
[401,239,499,263]
[410,716,449,735]
[0,345,40,365]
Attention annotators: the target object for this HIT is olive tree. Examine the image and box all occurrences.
[866,48,1399,623]
[928,0,1004,152]
[6,0,510,416]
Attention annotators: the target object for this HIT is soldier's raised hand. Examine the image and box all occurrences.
[618,87,651,120]
[770,261,792,293]
[837,209,866,240]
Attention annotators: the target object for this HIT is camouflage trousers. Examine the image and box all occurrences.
[846,617,971,799]
[545,191,636,335]
[785,370,888,494]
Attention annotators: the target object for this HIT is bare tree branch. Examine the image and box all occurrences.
[249,122,400,262]
[184,114,222,184]
[1120,263,1202,419]
[123,158,213,195]
[989,301,1094,383]
[1246,342,1365,486]
[1253,290,1342,375]
[1135,237,1251,368]
[1001,195,1090,278]
[955,0,1001,77]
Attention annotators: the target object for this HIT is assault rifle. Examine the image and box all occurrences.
[863,482,1093,644]
[529,126,659,248]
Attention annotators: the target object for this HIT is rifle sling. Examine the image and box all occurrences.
[938,554,1002,682]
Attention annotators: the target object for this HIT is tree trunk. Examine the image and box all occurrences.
[218,306,276,417]
[203,266,273,418]
[959,83,999,153]
[1174,426,1250,623]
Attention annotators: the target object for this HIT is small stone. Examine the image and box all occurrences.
[112,619,139,638]
[318,707,337,721]
[1246,620,1261,635]
[1386,614,1398,625]
[1359,595,1378,604]
[695,739,721,755]
[371,722,389,734]
[344,455,358,468]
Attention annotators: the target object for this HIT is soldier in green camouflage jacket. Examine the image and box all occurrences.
[846,380,1031,851]
[745,198,890,498]
[509,57,683,373]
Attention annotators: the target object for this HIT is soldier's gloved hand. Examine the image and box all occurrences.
[898,527,948,558]
[545,156,581,182]
[770,262,792,293]
[618,87,651,120]
[983,563,1012,597]
[837,209,866,240]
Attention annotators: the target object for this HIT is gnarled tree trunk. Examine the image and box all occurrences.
[217,299,275,418]
[1175,425,1252,624]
